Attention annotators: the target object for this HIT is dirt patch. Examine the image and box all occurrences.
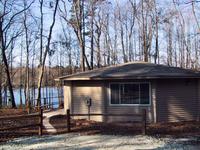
[1,111,200,143]
[148,121,200,137]
[49,116,142,135]
[49,114,200,137]
[0,109,28,116]
[0,109,42,143]
[0,108,39,116]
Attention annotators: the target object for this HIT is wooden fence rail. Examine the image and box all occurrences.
[0,108,43,136]
[66,109,147,135]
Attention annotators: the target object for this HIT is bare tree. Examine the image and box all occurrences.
[89,0,94,69]
[166,19,173,66]
[59,21,73,74]
[128,0,137,62]
[191,1,200,31]
[0,59,2,108]
[60,0,91,72]
[94,7,103,67]
[37,0,59,107]
[0,0,33,108]
[153,0,159,64]
[23,0,31,111]
[116,1,127,63]
[140,0,154,62]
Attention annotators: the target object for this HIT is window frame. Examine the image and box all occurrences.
[109,82,151,106]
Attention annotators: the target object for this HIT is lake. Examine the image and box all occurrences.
[2,87,63,108]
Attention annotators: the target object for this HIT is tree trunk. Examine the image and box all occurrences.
[142,0,148,62]
[0,65,2,108]
[167,21,172,66]
[19,43,23,108]
[23,3,30,111]
[37,0,59,107]
[0,21,16,108]
[90,1,94,69]
[154,4,159,64]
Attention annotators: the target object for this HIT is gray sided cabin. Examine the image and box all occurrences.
[56,62,200,123]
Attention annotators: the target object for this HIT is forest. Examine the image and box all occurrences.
[0,0,200,109]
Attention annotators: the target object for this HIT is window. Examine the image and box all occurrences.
[110,83,150,105]
[110,84,120,104]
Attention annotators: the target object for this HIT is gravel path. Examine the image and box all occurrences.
[1,133,200,150]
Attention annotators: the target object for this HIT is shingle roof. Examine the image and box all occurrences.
[56,62,200,81]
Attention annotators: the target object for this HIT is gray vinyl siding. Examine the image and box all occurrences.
[156,79,198,122]
[71,81,104,121]
[67,80,155,123]
[104,81,155,123]
[198,80,200,121]
[63,81,72,112]
[64,78,199,123]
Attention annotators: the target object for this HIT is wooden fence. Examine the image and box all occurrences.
[66,109,147,135]
[31,96,64,110]
[32,96,63,107]
[0,108,43,136]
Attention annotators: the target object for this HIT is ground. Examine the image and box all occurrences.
[0,109,200,149]
[1,133,200,150]
[0,109,29,116]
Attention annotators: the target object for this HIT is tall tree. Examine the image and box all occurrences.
[0,59,2,108]
[94,6,103,67]
[23,0,31,111]
[89,0,94,69]
[37,0,59,107]
[0,0,33,108]
[140,0,154,62]
[60,0,91,71]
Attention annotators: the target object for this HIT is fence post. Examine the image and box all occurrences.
[48,98,50,109]
[27,100,30,114]
[88,106,90,120]
[67,109,71,132]
[44,98,46,109]
[39,108,43,136]
[142,109,146,135]
[37,98,40,110]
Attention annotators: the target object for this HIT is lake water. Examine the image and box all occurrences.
[2,87,63,108]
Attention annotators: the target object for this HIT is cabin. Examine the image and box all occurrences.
[56,62,200,123]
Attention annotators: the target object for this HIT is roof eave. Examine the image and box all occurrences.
[59,76,200,81]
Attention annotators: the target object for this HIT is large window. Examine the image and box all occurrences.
[110,83,150,105]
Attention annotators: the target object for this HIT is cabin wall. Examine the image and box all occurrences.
[71,81,104,121]
[64,78,199,123]
[63,82,72,112]
[103,80,156,123]
[197,79,200,121]
[156,79,199,122]
[64,80,155,123]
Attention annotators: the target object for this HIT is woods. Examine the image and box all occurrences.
[0,0,200,108]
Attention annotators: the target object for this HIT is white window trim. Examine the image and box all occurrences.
[109,82,151,106]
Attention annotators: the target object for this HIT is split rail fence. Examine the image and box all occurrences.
[0,108,43,136]
[66,109,147,135]
[32,96,64,109]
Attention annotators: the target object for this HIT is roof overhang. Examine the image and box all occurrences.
[54,62,200,82]
[55,76,200,81]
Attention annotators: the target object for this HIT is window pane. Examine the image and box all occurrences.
[110,84,120,104]
[121,84,139,104]
[140,84,150,104]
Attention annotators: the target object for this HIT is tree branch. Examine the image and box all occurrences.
[3,0,35,31]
